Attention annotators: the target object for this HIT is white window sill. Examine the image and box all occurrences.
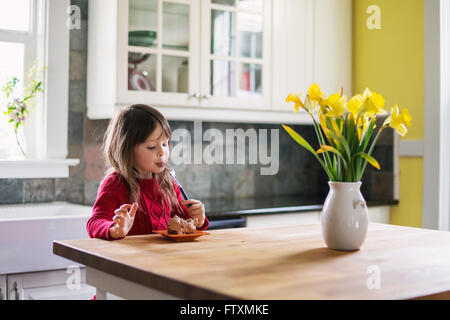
[0,159,80,179]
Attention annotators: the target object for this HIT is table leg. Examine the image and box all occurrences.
[96,288,107,300]
[85,267,179,300]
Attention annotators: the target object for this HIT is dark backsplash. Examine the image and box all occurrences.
[0,0,394,206]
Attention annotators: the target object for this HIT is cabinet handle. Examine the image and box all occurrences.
[12,281,20,300]
[200,94,210,99]
[189,93,200,99]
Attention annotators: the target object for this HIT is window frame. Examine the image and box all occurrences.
[0,0,79,179]
[423,0,450,231]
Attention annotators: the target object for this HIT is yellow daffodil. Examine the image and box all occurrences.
[324,93,347,118]
[386,104,412,136]
[347,94,364,118]
[282,84,413,183]
[319,111,328,133]
[319,112,341,146]
[308,83,326,107]
[360,88,386,116]
[357,115,372,141]
[319,102,328,115]
[286,92,304,113]
[304,95,319,113]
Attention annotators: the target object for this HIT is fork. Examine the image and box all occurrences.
[165,164,190,202]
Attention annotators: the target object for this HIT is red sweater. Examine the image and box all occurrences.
[86,171,209,240]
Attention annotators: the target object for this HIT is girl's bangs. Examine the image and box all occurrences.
[160,121,172,140]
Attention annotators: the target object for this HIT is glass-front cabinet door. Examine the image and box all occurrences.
[117,0,200,107]
[200,0,271,110]
[116,0,270,110]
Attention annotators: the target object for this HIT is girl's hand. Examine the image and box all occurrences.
[181,199,205,228]
[109,203,138,239]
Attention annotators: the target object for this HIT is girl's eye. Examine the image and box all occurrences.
[146,141,168,149]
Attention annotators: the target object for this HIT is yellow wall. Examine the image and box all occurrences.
[353,0,424,227]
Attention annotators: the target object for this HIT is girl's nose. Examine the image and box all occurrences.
[157,146,164,157]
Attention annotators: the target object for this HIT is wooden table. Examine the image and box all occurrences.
[53,222,450,300]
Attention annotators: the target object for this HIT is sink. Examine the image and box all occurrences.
[0,202,91,220]
[0,202,92,274]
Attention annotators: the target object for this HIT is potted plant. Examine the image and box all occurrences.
[283,84,411,250]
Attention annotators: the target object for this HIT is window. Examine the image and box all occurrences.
[0,0,35,159]
[0,0,79,178]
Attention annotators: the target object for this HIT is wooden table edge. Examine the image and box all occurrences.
[53,240,238,300]
[53,224,450,300]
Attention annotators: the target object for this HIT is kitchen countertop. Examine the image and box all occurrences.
[53,222,450,300]
[203,196,398,219]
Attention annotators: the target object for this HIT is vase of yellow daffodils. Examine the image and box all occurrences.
[283,84,411,250]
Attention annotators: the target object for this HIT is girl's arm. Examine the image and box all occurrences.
[87,174,129,240]
[87,191,122,240]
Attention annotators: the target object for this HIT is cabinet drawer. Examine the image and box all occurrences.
[6,268,95,300]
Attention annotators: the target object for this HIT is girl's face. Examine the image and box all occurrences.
[133,122,170,177]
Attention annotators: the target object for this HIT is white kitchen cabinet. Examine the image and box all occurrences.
[246,210,322,228]
[246,206,391,228]
[87,0,201,119]
[6,268,95,300]
[87,0,351,124]
[0,274,6,300]
[199,0,272,111]
[272,0,352,112]
[88,0,272,119]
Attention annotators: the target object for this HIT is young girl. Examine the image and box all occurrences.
[87,104,208,240]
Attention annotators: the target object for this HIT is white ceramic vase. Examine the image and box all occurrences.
[320,181,368,251]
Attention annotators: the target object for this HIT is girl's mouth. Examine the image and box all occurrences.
[155,161,166,168]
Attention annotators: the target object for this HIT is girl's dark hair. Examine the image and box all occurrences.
[103,104,182,214]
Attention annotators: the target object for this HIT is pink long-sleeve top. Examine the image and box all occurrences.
[86,171,209,240]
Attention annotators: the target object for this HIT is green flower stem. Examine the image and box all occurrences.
[354,114,364,181]
[14,129,25,157]
[336,154,342,180]
[345,162,352,181]
[311,113,335,180]
[357,125,385,181]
